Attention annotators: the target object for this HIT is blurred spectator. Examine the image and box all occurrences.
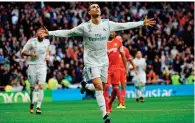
[173,54,183,73]
[64,69,73,84]
[186,70,194,84]
[153,56,162,78]
[171,72,182,85]
[170,46,178,59]
[147,65,158,84]
[0,49,4,64]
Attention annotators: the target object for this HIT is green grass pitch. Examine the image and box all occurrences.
[0,96,194,123]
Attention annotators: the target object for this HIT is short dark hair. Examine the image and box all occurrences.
[88,2,98,11]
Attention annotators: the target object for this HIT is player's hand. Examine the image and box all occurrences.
[126,69,129,75]
[39,27,49,37]
[32,53,40,58]
[143,16,156,27]
[134,69,138,75]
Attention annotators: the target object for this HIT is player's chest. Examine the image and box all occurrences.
[31,42,47,53]
[83,24,109,38]
[135,60,144,66]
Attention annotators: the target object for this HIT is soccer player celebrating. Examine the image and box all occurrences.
[39,3,155,123]
[21,28,50,114]
[104,32,127,114]
[132,51,147,102]
[117,45,137,108]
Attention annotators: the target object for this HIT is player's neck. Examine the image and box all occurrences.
[108,37,114,41]
[91,16,101,25]
[37,37,43,42]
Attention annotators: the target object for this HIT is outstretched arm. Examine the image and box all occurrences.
[39,24,84,38]
[109,16,156,32]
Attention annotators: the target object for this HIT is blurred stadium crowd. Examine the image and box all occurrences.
[0,2,194,91]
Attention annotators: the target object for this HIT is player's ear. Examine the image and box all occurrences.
[88,4,91,15]
[88,10,91,15]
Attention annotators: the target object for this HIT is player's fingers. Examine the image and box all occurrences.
[148,18,155,21]
[149,20,156,23]
[42,34,47,37]
[43,26,49,33]
[40,31,47,35]
[149,22,156,25]
[148,24,154,27]
[39,30,45,34]
[146,21,155,25]
[43,26,47,31]
[144,15,148,20]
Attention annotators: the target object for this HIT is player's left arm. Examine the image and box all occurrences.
[124,47,138,75]
[143,59,147,71]
[120,50,127,71]
[39,24,84,38]
[109,16,156,32]
[45,40,50,61]
[119,46,127,73]
[129,59,138,75]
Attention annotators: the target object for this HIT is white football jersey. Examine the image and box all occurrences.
[22,38,50,65]
[133,58,146,75]
[49,19,143,67]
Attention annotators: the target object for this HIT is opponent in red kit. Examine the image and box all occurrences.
[104,32,127,113]
[117,46,137,108]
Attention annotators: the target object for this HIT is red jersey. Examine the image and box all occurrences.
[107,38,123,68]
[120,46,131,69]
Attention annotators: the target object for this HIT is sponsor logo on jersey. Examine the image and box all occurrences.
[88,34,106,42]
[88,36,106,42]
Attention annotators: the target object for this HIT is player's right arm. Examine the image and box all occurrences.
[120,46,127,72]
[129,59,138,75]
[108,16,156,32]
[39,24,84,38]
[21,40,39,57]
[117,38,127,74]
[143,59,147,71]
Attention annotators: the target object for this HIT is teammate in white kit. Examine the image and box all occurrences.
[39,3,155,123]
[132,51,147,102]
[22,29,50,114]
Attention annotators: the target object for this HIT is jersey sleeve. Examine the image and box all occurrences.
[108,21,144,32]
[124,47,131,60]
[22,40,32,52]
[144,59,147,66]
[117,39,124,53]
[132,59,136,66]
[48,24,84,37]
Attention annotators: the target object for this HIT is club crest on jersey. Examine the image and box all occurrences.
[103,28,106,31]
[88,24,92,32]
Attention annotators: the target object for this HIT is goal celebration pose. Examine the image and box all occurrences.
[39,3,155,123]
